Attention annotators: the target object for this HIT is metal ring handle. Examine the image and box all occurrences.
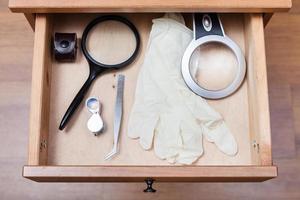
[181,14,246,99]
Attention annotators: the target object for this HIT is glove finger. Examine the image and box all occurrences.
[128,108,159,150]
[154,115,182,160]
[128,59,165,150]
[128,99,166,151]
[175,120,204,164]
[202,120,238,156]
[177,90,238,156]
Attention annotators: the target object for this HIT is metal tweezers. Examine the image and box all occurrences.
[105,74,125,160]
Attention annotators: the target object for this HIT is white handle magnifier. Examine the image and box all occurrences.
[181,13,246,99]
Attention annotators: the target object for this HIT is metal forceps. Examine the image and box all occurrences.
[105,74,125,160]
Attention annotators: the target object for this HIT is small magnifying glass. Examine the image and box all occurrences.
[59,15,140,130]
[182,13,246,99]
[86,97,104,135]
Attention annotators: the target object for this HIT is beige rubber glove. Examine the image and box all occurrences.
[128,13,238,164]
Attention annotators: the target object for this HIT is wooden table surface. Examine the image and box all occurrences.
[1,0,300,198]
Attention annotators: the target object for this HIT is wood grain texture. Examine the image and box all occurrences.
[27,14,52,165]
[263,13,273,27]
[244,14,272,165]
[268,77,296,158]
[23,166,277,182]
[23,13,35,30]
[2,0,300,198]
[291,85,300,152]
[8,0,292,13]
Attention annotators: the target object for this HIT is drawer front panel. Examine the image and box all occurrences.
[23,166,277,182]
[9,0,292,13]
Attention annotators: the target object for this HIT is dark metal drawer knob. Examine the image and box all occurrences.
[144,178,156,193]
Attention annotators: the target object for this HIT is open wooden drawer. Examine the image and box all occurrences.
[17,12,279,183]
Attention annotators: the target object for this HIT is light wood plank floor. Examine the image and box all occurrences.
[1,0,300,199]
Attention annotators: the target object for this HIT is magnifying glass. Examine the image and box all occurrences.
[182,13,246,99]
[59,15,140,130]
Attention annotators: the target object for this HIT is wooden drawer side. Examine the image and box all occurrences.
[244,14,272,166]
[28,14,52,165]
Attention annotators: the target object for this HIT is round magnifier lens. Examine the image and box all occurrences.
[85,20,137,65]
[86,97,99,112]
[189,42,238,91]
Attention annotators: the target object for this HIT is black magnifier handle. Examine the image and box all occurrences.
[194,13,224,39]
[59,70,98,130]
[59,15,140,131]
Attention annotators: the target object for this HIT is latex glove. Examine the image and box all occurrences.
[128,14,238,164]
